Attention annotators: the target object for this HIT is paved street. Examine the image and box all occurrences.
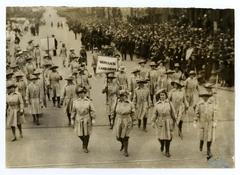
[6,7,235,168]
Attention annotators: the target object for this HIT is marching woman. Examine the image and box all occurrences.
[133,79,151,132]
[6,82,25,141]
[194,87,217,160]
[62,76,76,126]
[71,86,96,153]
[151,89,176,157]
[168,80,189,139]
[26,75,43,125]
[112,90,135,157]
[102,73,119,129]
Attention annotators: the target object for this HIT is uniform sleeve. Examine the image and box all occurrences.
[89,101,96,119]
[71,101,76,120]
[169,101,177,120]
[151,106,158,123]
[18,93,24,110]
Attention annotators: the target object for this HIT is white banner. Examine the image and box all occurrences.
[96,56,118,74]
[186,48,194,60]
[40,37,55,51]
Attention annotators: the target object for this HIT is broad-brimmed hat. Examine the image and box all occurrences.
[189,70,196,75]
[199,88,212,97]
[6,69,14,76]
[119,66,125,71]
[204,82,215,89]
[28,40,33,43]
[72,70,78,75]
[150,61,157,66]
[50,65,58,70]
[65,75,74,81]
[70,48,74,51]
[7,82,17,89]
[155,88,168,97]
[14,72,25,78]
[174,63,180,67]
[43,54,49,58]
[93,47,98,50]
[131,68,140,73]
[171,80,184,87]
[33,69,42,75]
[34,44,39,47]
[75,86,87,93]
[165,70,175,74]
[10,63,18,68]
[28,75,39,80]
[114,54,120,57]
[136,79,147,84]
[26,57,33,61]
[119,90,129,96]
[43,63,52,67]
[138,60,146,64]
[107,73,116,79]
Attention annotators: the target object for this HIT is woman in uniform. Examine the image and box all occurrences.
[151,89,176,157]
[6,82,25,141]
[102,73,119,129]
[62,76,76,126]
[112,90,135,157]
[71,86,96,153]
[194,88,216,160]
[129,68,140,101]
[169,80,188,139]
[26,75,43,125]
[133,79,151,132]
[148,62,158,105]
[49,65,62,107]
[116,66,128,90]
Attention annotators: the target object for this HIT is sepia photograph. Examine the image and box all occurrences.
[4,4,235,169]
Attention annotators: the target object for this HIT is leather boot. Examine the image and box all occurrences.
[52,97,56,107]
[200,140,204,152]
[108,115,112,129]
[165,140,171,157]
[207,141,212,160]
[138,119,141,128]
[158,139,164,152]
[32,115,36,123]
[36,114,40,125]
[57,97,61,108]
[83,136,88,153]
[143,118,147,132]
[123,137,129,157]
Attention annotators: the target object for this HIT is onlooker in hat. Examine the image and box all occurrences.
[112,90,135,157]
[102,73,119,129]
[129,68,140,101]
[61,76,76,126]
[34,44,41,68]
[151,88,176,157]
[185,70,199,110]
[26,75,42,125]
[169,80,188,139]
[79,45,87,65]
[52,35,58,56]
[43,63,52,101]
[71,86,96,153]
[148,62,158,105]
[133,79,150,132]
[49,65,62,107]
[6,82,25,141]
[59,43,68,67]
[68,48,76,65]
[194,87,217,160]
[116,66,128,91]
[91,47,99,75]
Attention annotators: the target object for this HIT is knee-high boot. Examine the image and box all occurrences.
[200,140,204,152]
[86,135,90,152]
[17,124,23,138]
[67,112,71,126]
[138,119,141,128]
[143,118,148,132]
[11,126,17,141]
[123,137,129,157]
[79,136,84,149]
[36,114,40,125]
[57,97,61,108]
[83,136,88,153]
[158,139,164,152]
[165,140,171,157]
[207,141,212,160]
[52,97,56,106]
[178,120,183,139]
[32,114,36,123]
